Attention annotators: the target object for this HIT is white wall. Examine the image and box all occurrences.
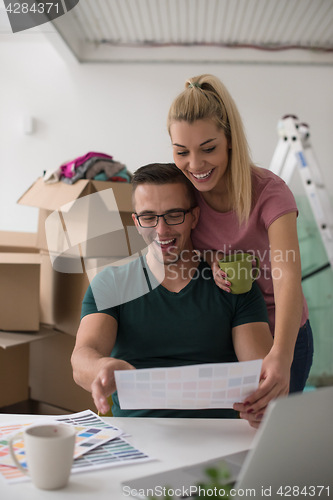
[1,34,333,232]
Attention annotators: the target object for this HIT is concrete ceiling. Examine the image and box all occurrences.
[1,0,333,64]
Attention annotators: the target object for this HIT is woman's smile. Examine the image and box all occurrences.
[190,168,215,181]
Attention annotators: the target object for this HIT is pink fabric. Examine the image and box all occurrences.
[191,167,309,335]
[109,176,127,182]
[60,152,113,178]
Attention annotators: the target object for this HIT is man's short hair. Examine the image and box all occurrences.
[132,163,197,209]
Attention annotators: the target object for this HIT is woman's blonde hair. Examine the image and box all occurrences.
[167,74,256,225]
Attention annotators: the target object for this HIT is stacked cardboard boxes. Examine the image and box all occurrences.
[0,231,40,332]
[18,177,135,336]
[0,326,58,408]
[0,231,42,408]
[0,177,136,412]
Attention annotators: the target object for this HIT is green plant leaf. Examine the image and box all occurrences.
[205,467,219,479]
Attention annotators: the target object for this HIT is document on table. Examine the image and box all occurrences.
[0,410,154,485]
[0,422,122,470]
[115,360,262,410]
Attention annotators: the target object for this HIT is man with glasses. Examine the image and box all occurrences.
[71,163,272,422]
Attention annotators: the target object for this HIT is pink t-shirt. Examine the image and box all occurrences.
[191,167,309,335]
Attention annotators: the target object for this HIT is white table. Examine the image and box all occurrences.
[0,414,256,500]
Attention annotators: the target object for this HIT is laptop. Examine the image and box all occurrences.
[123,387,333,498]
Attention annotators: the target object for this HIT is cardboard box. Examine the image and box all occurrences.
[0,325,93,413]
[0,325,58,408]
[0,231,37,251]
[18,178,134,258]
[0,228,142,337]
[40,249,139,336]
[0,232,41,331]
[16,180,149,335]
[39,249,106,336]
[39,250,56,326]
[0,228,139,336]
[0,232,55,328]
[0,344,29,407]
[29,331,96,412]
[52,255,90,336]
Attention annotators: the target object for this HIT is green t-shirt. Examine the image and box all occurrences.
[81,258,269,418]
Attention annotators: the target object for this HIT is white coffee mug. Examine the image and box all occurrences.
[8,424,76,490]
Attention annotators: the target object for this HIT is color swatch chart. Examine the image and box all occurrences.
[71,437,152,473]
[0,422,122,469]
[115,360,262,409]
[0,410,154,485]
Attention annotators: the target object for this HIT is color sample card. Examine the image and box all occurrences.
[0,424,122,469]
[115,360,262,409]
[0,410,123,443]
[55,409,124,431]
[0,419,47,477]
[0,421,34,440]
[73,426,122,458]
[71,436,152,473]
[0,411,123,469]
[0,410,154,485]
[0,463,27,484]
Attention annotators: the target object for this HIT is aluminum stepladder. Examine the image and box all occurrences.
[269,115,333,280]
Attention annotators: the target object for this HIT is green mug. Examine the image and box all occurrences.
[218,252,260,294]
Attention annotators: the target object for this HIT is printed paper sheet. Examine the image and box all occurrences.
[115,360,262,410]
[0,410,154,485]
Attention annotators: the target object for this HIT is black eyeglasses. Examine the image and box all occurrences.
[135,209,191,228]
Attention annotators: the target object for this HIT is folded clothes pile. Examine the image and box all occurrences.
[43,152,132,185]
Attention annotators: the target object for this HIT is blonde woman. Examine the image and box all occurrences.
[167,74,313,427]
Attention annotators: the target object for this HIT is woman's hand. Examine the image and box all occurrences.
[234,347,291,427]
[233,402,264,429]
[211,256,231,293]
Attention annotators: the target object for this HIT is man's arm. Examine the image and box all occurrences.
[232,322,273,361]
[71,313,135,413]
[232,321,273,428]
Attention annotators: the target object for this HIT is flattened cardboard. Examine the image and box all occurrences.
[0,324,59,349]
[18,178,134,258]
[29,332,96,412]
